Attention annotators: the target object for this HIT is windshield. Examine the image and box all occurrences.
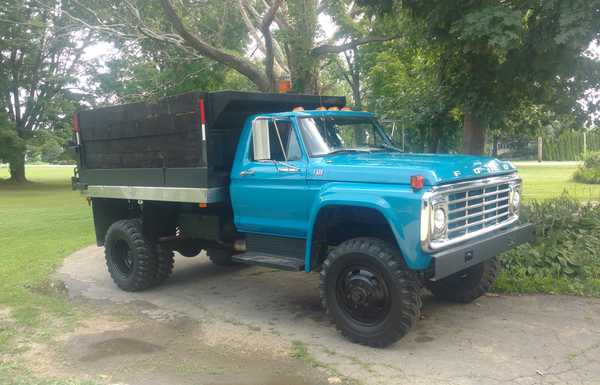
[298,116,394,157]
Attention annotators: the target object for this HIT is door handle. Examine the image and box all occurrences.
[240,169,255,177]
[278,166,301,173]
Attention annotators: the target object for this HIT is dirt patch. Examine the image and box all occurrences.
[21,312,330,385]
[26,279,68,297]
[0,307,13,323]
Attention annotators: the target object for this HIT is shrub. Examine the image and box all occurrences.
[496,194,600,295]
[574,151,600,184]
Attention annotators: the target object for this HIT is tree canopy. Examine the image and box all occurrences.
[1,0,599,181]
[0,0,96,181]
[358,0,600,153]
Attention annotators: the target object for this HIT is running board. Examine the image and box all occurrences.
[232,252,305,271]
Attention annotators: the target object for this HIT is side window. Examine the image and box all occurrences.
[252,119,302,162]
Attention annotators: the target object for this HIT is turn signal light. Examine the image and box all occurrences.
[411,175,425,190]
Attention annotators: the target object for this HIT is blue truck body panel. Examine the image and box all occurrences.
[230,110,519,272]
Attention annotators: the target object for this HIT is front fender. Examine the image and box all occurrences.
[304,182,432,272]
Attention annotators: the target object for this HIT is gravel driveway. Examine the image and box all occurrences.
[57,246,600,385]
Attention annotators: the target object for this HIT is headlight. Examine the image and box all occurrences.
[509,185,521,213]
[432,207,447,234]
[511,189,520,211]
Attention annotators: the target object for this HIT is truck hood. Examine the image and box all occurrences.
[308,152,517,186]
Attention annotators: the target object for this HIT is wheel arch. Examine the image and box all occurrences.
[304,199,408,272]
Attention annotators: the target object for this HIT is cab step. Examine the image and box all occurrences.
[232,252,305,271]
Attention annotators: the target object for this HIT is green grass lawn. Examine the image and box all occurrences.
[518,164,600,201]
[0,166,93,330]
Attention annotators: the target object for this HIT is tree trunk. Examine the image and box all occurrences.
[286,0,319,94]
[428,125,441,153]
[463,112,486,155]
[351,74,362,110]
[492,134,499,157]
[350,48,362,110]
[9,149,26,182]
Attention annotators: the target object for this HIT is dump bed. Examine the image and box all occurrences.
[74,91,345,203]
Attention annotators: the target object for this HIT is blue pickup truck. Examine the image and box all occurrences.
[73,91,533,347]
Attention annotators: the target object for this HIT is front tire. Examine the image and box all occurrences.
[320,238,421,348]
[104,219,158,292]
[427,257,500,303]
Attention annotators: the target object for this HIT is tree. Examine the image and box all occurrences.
[0,0,94,181]
[366,34,461,153]
[86,36,255,104]
[68,0,395,94]
[0,112,25,174]
[358,0,600,154]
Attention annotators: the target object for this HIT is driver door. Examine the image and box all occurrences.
[231,117,309,238]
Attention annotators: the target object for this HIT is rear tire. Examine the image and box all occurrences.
[105,219,158,292]
[207,248,238,266]
[320,237,421,348]
[427,257,500,303]
[153,245,175,286]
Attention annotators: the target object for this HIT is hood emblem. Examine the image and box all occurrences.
[473,167,481,174]
[314,168,324,177]
[453,170,461,177]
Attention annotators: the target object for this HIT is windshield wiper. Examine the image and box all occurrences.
[325,148,371,156]
[371,143,403,152]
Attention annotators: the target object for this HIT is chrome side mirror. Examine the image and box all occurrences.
[252,119,271,160]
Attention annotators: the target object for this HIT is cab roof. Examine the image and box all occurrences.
[253,110,376,119]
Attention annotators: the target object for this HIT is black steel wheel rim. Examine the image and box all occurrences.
[112,239,134,277]
[335,264,391,326]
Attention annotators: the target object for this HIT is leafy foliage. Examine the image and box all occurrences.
[358,0,600,154]
[574,151,600,184]
[0,0,96,180]
[497,195,600,295]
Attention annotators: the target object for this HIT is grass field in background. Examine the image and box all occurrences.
[517,164,600,201]
[0,166,93,331]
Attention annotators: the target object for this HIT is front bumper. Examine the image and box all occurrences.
[430,223,535,280]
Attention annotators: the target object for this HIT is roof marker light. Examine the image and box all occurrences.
[328,107,339,111]
[341,107,352,111]
[411,175,425,190]
[316,106,327,111]
[292,106,304,112]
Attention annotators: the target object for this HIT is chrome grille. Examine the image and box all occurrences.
[446,182,511,239]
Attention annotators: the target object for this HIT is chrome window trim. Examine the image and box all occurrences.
[421,174,521,252]
[83,185,225,204]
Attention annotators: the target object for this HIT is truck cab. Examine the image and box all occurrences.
[73,91,533,347]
